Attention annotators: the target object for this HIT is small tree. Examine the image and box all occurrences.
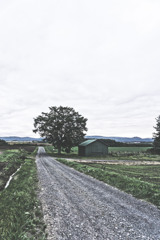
[153,115,160,153]
[33,106,87,154]
[0,139,8,146]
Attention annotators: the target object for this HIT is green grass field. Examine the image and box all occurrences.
[71,146,152,154]
[109,146,152,153]
[0,147,46,240]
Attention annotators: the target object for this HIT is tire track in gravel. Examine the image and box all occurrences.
[36,147,160,240]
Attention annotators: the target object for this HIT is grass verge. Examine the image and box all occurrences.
[57,159,160,208]
[0,151,47,240]
[0,150,27,191]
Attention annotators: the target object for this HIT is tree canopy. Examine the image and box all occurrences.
[153,115,160,153]
[0,139,8,146]
[33,106,88,154]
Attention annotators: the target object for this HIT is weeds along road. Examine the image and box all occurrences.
[36,147,160,240]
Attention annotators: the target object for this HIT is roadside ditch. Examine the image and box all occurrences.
[0,149,47,240]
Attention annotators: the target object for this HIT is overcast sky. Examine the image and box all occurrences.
[0,0,160,138]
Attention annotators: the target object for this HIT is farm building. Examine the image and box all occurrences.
[78,139,108,157]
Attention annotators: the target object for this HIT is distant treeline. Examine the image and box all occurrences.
[0,139,8,146]
[0,141,40,152]
[85,138,152,147]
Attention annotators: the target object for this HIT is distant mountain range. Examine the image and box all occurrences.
[0,136,43,142]
[85,136,153,143]
[0,135,153,143]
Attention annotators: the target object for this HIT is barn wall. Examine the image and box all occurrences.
[78,146,85,156]
[85,141,108,156]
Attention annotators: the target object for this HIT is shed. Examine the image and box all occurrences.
[78,139,108,157]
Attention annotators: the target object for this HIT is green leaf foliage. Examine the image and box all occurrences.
[33,106,88,154]
[0,139,8,146]
[153,115,160,153]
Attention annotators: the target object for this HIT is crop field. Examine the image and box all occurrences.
[84,163,160,186]
[0,143,38,153]
[109,146,152,153]
[57,158,160,208]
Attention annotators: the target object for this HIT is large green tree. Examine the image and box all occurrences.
[153,115,160,153]
[33,106,88,154]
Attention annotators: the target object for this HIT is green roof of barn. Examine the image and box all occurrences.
[79,139,98,146]
[79,139,108,147]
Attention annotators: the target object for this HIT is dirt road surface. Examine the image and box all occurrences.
[36,147,160,240]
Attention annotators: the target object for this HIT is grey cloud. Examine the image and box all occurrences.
[0,0,160,137]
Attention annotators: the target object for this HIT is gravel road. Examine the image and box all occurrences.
[36,147,160,240]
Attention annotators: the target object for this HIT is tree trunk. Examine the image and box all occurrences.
[58,146,61,155]
[65,147,71,153]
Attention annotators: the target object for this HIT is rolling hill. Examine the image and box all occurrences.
[0,135,153,143]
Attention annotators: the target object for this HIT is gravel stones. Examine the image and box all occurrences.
[36,147,160,240]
